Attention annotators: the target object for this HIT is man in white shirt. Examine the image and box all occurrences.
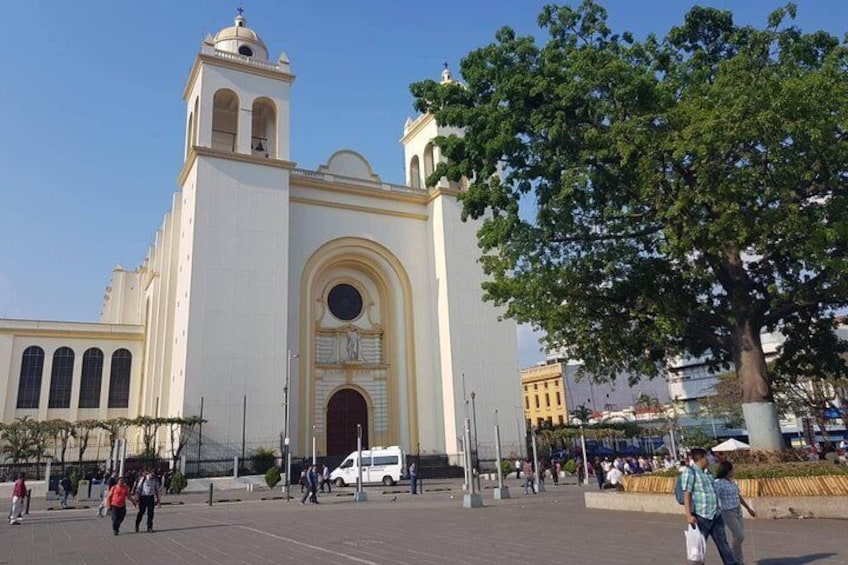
[603,467,623,489]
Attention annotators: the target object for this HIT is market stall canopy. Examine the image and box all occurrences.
[712,438,751,452]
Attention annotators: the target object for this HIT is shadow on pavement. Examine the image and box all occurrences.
[757,553,838,565]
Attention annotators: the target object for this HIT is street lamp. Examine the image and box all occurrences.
[283,349,298,500]
[470,391,481,491]
[312,424,317,465]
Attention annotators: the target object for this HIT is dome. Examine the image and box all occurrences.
[213,10,269,61]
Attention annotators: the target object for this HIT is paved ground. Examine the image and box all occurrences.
[1,478,844,565]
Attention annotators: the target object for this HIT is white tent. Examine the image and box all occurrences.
[712,438,751,452]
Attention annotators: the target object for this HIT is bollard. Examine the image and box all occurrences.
[208,483,213,506]
[25,489,32,515]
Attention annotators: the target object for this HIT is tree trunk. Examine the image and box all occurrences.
[733,319,785,450]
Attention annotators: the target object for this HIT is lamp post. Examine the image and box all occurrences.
[354,423,367,502]
[470,391,481,491]
[530,425,543,492]
[283,350,298,500]
[579,424,589,488]
[493,409,510,500]
[312,425,317,465]
[461,417,482,508]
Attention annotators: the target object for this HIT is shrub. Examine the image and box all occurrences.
[654,461,848,479]
[563,459,577,475]
[170,471,188,494]
[251,447,277,474]
[265,466,281,489]
[500,460,513,477]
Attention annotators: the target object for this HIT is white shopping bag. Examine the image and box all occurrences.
[685,524,706,562]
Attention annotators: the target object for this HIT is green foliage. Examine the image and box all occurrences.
[70,469,80,496]
[251,447,277,475]
[563,459,577,475]
[265,466,282,489]
[656,461,848,479]
[170,471,188,494]
[411,1,848,448]
[500,459,513,477]
[680,429,719,450]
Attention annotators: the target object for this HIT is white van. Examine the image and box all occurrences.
[330,446,406,487]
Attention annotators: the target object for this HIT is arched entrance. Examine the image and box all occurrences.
[326,389,368,456]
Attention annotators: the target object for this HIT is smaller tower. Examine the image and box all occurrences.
[400,64,462,189]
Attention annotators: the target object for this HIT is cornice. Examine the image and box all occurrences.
[292,176,428,205]
[399,113,434,145]
[290,196,428,221]
[183,54,296,101]
[425,186,460,203]
[177,146,297,186]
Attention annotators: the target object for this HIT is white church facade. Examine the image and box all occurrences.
[0,12,519,460]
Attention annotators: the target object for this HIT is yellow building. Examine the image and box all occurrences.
[521,361,569,428]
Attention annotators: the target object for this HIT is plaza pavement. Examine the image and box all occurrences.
[1,477,844,565]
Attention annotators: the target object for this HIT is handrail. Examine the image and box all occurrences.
[291,169,428,197]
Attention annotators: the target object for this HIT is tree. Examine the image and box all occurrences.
[47,419,76,472]
[97,418,128,462]
[166,416,205,468]
[411,2,848,450]
[700,371,746,429]
[75,420,100,465]
[133,416,165,459]
[570,404,593,425]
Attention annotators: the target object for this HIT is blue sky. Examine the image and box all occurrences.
[1,1,845,368]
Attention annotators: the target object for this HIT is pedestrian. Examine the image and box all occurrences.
[164,470,174,495]
[320,465,332,493]
[681,448,738,565]
[552,461,560,486]
[299,468,308,493]
[714,462,756,564]
[301,464,319,505]
[522,459,535,494]
[409,461,418,494]
[514,458,521,480]
[133,469,161,533]
[576,458,585,486]
[105,477,132,535]
[98,471,118,517]
[8,472,26,525]
[594,458,605,490]
[60,475,73,509]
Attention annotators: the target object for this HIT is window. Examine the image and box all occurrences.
[535,395,539,409]
[544,382,548,389]
[525,396,529,410]
[238,45,253,57]
[16,346,44,409]
[211,89,239,152]
[558,415,564,425]
[545,393,550,407]
[372,456,398,466]
[108,349,132,408]
[251,98,276,157]
[78,348,104,408]
[533,384,538,390]
[537,417,544,427]
[409,155,421,188]
[423,143,435,186]
[556,391,562,405]
[48,347,75,408]
[327,284,363,321]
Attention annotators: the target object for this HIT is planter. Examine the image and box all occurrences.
[621,474,848,497]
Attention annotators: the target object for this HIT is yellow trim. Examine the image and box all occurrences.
[290,196,428,221]
[0,329,143,341]
[183,54,295,101]
[292,176,428,205]
[177,146,296,187]
[425,187,460,203]
[298,238,419,456]
[400,113,434,145]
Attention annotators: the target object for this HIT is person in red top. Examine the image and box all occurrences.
[9,472,26,525]
[105,477,132,535]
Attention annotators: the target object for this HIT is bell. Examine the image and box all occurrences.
[255,141,265,152]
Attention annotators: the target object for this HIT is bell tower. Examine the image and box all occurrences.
[170,10,295,453]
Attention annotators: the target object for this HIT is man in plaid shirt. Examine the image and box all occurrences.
[681,448,737,564]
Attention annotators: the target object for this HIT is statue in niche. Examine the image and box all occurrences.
[346,328,361,362]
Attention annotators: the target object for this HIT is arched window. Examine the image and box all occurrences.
[423,143,435,187]
[192,97,199,146]
[409,155,421,188]
[211,89,239,152]
[185,112,194,158]
[48,347,75,409]
[78,348,104,409]
[108,349,132,409]
[251,98,276,158]
[16,346,44,409]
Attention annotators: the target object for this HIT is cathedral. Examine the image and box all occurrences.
[0,12,519,460]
